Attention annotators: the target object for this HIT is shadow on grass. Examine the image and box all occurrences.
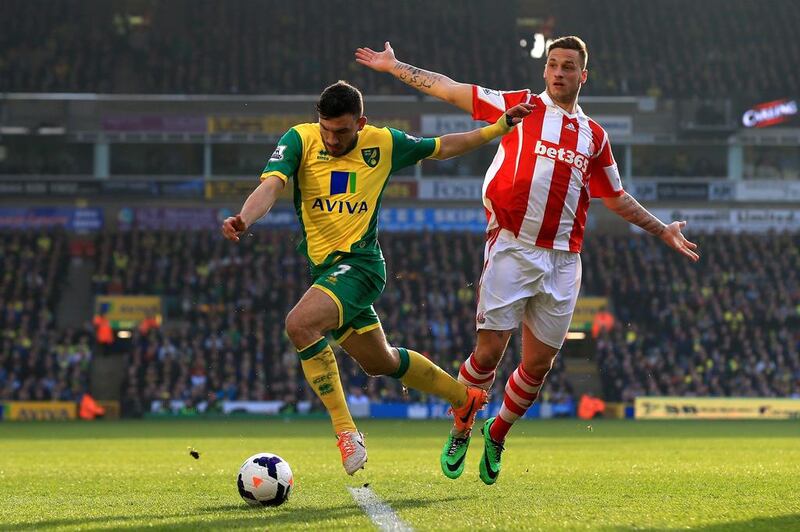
[10,495,463,530]
[611,514,800,531]
[693,514,800,531]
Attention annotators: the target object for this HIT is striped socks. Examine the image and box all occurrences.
[457,352,496,391]
[490,363,544,443]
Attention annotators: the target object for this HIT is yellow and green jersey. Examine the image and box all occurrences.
[261,123,439,273]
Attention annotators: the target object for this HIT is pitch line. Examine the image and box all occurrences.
[347,486,414,532]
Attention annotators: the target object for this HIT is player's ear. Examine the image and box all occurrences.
[357,116,367,131]
[581,69,588,85]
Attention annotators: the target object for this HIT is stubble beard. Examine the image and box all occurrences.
[548,82,581,107]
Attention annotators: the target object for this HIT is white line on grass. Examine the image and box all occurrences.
[347,486,413,532]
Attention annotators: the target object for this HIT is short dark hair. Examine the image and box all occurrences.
[547,36,588,69]
[316,80,364,119]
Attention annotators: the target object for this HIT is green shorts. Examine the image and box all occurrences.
[312,256,386,343]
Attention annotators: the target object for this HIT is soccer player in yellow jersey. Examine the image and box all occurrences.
[222,81,532,475]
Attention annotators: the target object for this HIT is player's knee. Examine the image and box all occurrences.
[522,355,555,381]
[284,311,299,339]
[285,311,311,347]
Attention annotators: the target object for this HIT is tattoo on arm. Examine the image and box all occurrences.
[613,194,665,236]
[392,62,442,90]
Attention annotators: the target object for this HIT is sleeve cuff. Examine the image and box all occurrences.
[260,171,289,183]
[429,137,441,159]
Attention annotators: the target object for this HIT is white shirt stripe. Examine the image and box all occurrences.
[518,107,563,246]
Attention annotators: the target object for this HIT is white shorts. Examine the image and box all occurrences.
[475,229,582,349]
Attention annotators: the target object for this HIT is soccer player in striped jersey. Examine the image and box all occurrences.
[357,37,699,483]
[222,81,533,476]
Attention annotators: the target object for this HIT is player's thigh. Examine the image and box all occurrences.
[285,286,340,336]
[523,250,582,351]
[338,321,396,376]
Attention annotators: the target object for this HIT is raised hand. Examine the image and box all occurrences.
[660,221,700,262]
[221,214,247,243]
[355,41,397,73]
[504,103,535,126]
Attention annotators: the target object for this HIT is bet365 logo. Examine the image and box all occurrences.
[533,140,589,172]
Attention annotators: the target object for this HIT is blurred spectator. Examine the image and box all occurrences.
[138,313,160,336]
[591,306,615,339]
[92,309,113,355]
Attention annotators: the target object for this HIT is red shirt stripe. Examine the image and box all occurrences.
[535,115,581,248]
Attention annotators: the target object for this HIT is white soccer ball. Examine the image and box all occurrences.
[237,453,294,506]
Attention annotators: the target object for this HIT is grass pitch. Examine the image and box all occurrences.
[0,418,798,530]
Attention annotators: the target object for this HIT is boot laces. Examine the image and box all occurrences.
[337,434,356,458]
[488,438,504,461]
[447,437,467,457]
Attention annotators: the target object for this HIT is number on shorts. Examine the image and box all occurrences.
[330,264,352,278]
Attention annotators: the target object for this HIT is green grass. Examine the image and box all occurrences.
[0,419,798,530]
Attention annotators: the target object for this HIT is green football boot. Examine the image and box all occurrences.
[440,386,488,479]
[440,433,471,479]
[478,417,504,485]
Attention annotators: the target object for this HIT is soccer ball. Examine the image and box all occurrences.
[237,453,294,506]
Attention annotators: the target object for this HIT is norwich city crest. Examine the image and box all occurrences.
[361,147,380,168]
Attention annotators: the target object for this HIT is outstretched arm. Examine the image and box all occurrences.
[432,103,532,160]
[602,192,700,262]
[221,175,285,242]
[355,41,473,113]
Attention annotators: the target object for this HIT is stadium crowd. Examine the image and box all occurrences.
[5,227,799,414]
[91,229,572,416]
[0,230,93,401]
[89,228,797,415]
[584,232,800,401]
[1,0,798,99]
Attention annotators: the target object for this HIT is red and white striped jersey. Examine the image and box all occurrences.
[473,85,624,253]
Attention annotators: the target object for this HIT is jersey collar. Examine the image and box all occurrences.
[538,90,584,119]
